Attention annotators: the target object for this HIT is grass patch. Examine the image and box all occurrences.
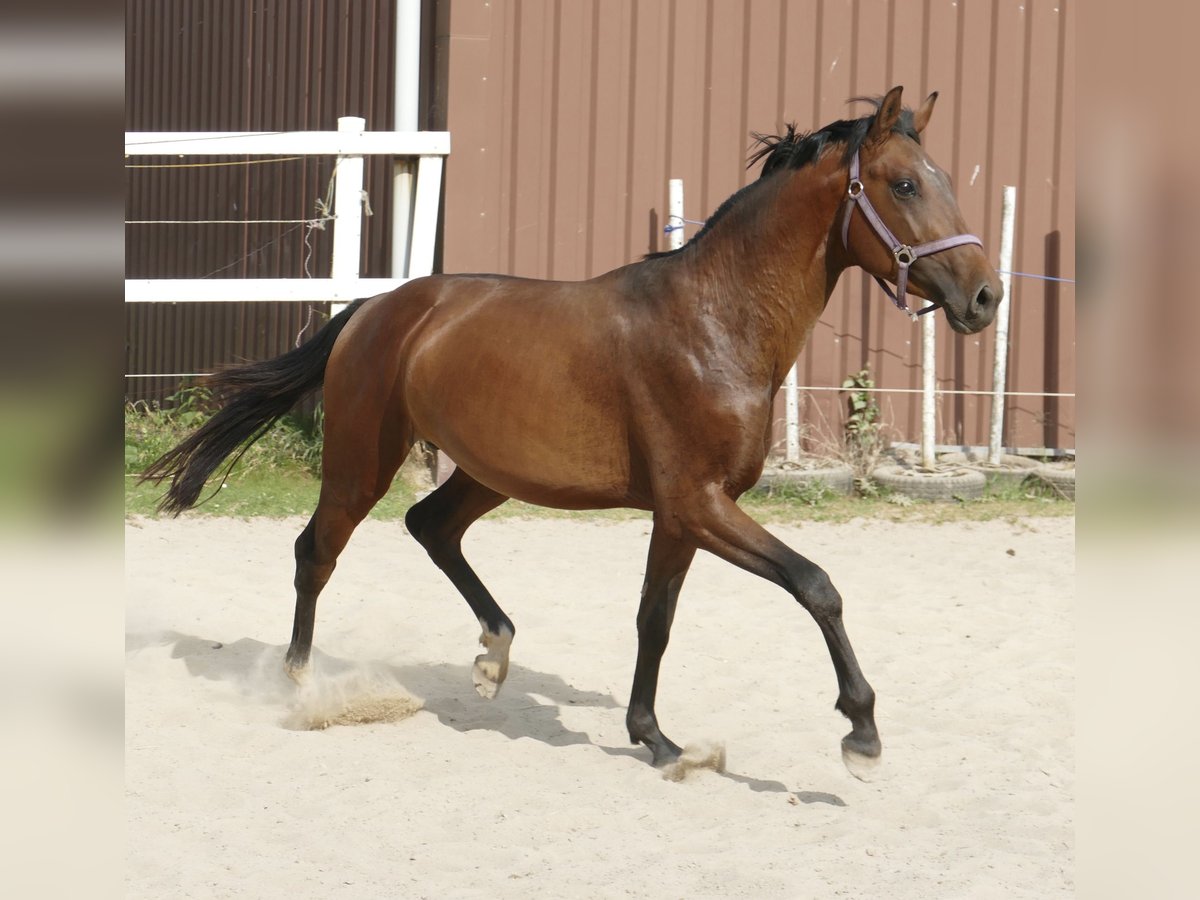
[126,467,423,520]
[740,486,1071,526]
[125,392,424,520]
[126,399,1073,526]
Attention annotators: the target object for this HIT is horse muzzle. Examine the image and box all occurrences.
[940,277,1003,334]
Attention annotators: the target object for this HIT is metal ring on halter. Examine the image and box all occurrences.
[847,179,865,198]
[894,245,917,266]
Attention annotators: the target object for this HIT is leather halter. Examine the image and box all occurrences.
[841,149,983,317]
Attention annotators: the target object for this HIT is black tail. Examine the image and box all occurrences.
[140,299,368,515]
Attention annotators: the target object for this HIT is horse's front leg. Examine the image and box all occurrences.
[627,518,697,767]
[665,486,881,779]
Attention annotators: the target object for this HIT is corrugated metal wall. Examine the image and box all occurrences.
[439,0,1075,451]
[125,0,1075,450]
[124,0,398,404]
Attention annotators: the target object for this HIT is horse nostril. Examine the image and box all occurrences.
[973,283,1000,313]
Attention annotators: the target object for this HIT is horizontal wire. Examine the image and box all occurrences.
[997,269,1075,284]
[125,156,305,169]
[796,386,1075,397]
[125,216,332,225]
[123,372,1072,398]
[124,131,286,148]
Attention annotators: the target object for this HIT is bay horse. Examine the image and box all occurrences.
[143,87,1000,777]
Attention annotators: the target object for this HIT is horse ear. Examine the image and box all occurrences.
[867,85,904,145]
[912,91,938,134]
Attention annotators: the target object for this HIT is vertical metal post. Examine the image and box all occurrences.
[784,364,801,462]
[408,155,444,277]
[920,307,937,468]
[392,0,422,279]
[989,186,1017,464]
[330,116,366,316]
[668,179,684,251]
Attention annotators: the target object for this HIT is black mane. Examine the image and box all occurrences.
[647,99,920,259]
[748,99,919,176]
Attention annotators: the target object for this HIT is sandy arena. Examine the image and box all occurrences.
[126,513,1073,898]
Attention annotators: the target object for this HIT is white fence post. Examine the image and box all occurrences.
[668,178,684,251]
[988,186,1017,464]
[784,364,801,462]
[920,308,937,468]
[330,116,367,315]
[391,0,422,280]
[409,155,444,278]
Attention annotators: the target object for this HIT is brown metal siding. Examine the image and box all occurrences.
[439,0,1075,451]
[125,0,398,404]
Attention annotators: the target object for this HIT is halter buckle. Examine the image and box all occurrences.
[847,179,865,199]
[894,245,917,266]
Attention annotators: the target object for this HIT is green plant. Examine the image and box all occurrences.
[842,368,879,441]
[758,477,835,508]
[840,367,884,489]
[124,387,326,478]
[855,475,880,497]
[166,385,216,427]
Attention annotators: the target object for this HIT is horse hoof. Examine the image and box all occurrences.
[841,740,882,782]
[659,741,726,782]
[650,745,683,769]
[631,733,682,769]
[284,648,310,684]
[472,655,503,698]
[471,625,512,699]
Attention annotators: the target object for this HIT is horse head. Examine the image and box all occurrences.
[843,86,1003,335]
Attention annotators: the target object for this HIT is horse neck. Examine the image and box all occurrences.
[666,156,849,386]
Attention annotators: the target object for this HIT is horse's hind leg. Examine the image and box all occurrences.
[404,468,513,698]
[627,519,697,766]
[285,412,413,677]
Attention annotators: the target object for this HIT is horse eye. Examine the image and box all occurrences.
[892,179,917,198]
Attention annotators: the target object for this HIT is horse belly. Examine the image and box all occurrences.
[403,306,636,508]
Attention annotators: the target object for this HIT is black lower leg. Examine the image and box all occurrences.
[792,566,880,761]
[405,472,513,635]
[820,620,880,760]
[627,526,695,767]
[286,520,332,673]
[627,627,685,767]
[405,471,515,696]
[671,490,882,769]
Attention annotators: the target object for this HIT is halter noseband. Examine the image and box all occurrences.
[841,149,982,318]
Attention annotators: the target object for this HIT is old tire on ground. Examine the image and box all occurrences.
[1034,463,1075,500]
[938,452,1041,492]
[756,463,855,496]
[871,465,986,502]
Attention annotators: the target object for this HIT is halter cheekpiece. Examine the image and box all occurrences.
[841,149,983,318]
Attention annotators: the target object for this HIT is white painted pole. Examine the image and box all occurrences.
[784,364,801,462]
[392,0,421,279]
[920,307,937,468]
[988,186,1017,464]
[408,155,444,277]
[668,178,684,251]
[330,116,366,316]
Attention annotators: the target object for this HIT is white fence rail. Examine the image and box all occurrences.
[124,117,450,304]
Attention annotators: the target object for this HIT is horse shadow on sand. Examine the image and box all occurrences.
[126,630,845,805]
